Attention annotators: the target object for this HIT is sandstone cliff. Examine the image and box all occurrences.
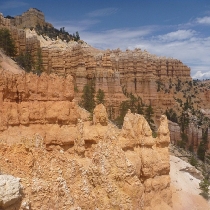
[0,70,172,210]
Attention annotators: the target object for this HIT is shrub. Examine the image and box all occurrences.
[199,178,210,199]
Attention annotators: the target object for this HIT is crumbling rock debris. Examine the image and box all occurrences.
[180,166,204,180]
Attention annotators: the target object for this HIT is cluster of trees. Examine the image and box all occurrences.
[114,89,156,135]
[0,28,17,56]
[35,24,80,42]
[15,47,43,74]
[80,80,105,113]
[0,28,43,74]
[80,82,156,134]
[165,108,178,123]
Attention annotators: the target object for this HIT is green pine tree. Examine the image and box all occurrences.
[80,81,95,113]
[35,48,43,75]
[114,100,130,128]
[145,104,156,132]
[96,88,105,104]
[0,28,17,56]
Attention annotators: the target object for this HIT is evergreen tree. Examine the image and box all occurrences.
[72,31,80,41]
[165,108,178,123]
[75,31,80,41]
[197,128,208,161]
[35,48,43,75]
[0,28,17,56]
[145,104,155,132]
[15,47,34,73]
[137,102,144,115]
[96,88,105,104]
[114,100,130,127]
[80,81,95,113]
[129,93,137,113]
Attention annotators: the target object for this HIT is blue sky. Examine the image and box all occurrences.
[1,0,210,79]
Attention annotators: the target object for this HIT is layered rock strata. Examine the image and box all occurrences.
[0,70,172,209]
[2,9,209,153]
[0,11,192,118]
[10,8,46,29]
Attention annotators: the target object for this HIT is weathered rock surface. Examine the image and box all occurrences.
[10,8,47,29]
[0,175,22,208]
[0,70,172,209]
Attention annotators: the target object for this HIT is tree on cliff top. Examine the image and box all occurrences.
[72,31,80,41]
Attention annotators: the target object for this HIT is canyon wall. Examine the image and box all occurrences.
[1,9,210,152]
[0,70,172,210]
[40,44,191,119]
[0,11,192,118]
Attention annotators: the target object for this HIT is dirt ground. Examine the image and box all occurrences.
[170,155,210,210]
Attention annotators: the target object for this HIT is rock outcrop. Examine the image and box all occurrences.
[10,8,47,29]
[0,70,77,147]
[0,70,172,209]
[0,175,22,208]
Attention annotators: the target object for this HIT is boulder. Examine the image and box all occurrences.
[0,175,22,208]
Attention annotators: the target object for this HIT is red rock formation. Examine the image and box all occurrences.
[1,9,210,154]
[0,70,172,209]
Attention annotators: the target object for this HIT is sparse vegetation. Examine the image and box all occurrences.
[199,178,210,199]
[35,24,80,42]
[15,46,44,74]
[165,108,178,123]
[0,28,17,56]
[15,49,34,72]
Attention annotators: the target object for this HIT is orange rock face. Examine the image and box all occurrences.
[0,70,172,209]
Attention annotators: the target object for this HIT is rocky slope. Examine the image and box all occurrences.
[170,155,210,210]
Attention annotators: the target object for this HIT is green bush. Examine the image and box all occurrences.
[199,178,210,199]
[189,156,198,167]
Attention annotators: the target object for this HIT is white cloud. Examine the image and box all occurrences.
[88,8,118,17]
[157,30,196,42]
[80,28,210,79]
[196,16,210,24]
[192,71,210,79]
[80,26,155,49]
[1,1,28,9]
[51,15,210,79]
